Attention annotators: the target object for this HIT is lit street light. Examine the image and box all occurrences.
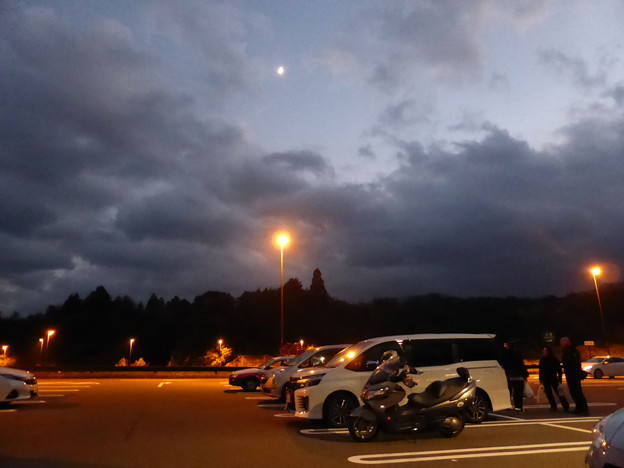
[129,338,135,363]
[39,338,44,363]
[590,266,610,355]
[276,233,290,348]
[218,339,223,352]
[2,345,7,357]
[46,329,56,364]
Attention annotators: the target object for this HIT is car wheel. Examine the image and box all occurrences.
[463,390,488,424]
[594,369,603,379]
[242,378,259,392]
[323,393,359,428]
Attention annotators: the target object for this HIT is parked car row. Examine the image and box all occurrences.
[0,367,38,403]
[231,333,512,429]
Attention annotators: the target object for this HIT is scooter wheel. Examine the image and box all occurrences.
[438,415,464,438]
[348,416,379,442]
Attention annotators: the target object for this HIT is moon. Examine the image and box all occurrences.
[277,66,285,76]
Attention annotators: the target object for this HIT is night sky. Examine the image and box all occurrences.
[2,0,624,314]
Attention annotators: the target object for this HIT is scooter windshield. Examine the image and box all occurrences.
[366,359,404,387]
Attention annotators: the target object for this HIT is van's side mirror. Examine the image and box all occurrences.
[365,360,378,370]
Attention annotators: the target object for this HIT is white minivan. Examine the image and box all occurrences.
[291,333,511,427]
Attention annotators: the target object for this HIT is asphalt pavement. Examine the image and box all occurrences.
[0,377,622,467]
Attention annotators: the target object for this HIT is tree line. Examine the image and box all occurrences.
[1,268,623,366]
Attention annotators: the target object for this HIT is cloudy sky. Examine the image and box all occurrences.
[2,0,624,314]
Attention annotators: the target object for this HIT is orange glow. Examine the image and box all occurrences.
[276,233,290,248]
[1,345,7,356]
[47,329,56,338]
[130,338,135,345]
[590,266,602,277]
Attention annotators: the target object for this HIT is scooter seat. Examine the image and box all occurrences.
[408,379,468,409]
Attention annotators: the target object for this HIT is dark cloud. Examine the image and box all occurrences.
[1,1,624,316]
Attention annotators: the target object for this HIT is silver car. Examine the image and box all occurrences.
[586,406,624,467]
[583,356,624,379]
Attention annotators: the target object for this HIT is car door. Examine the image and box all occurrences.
[402,339,456,397]
[610,357,624,377]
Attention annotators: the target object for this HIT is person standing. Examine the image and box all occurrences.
[560,337,589,415]
[502,342,529,412]
[538,345,569,412]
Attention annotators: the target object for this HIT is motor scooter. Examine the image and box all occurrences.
[348,352,476,442]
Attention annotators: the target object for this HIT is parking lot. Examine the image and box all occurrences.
[0,377,622,467]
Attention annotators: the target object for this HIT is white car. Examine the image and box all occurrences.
[261,344,349,400]
[291,333,511,427]
[0,367,38,403]
[586,406,624,466]
[582,356,624,379]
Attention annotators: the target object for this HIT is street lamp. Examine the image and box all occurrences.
[39,338,44,363]
[590,266,610,355]
[217,339,223,352]
[129,338,135,363]
[276,233,290,347]
[46,329,56,364]
[2,345,7,357]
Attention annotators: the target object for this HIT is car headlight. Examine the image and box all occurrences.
[583,365,594,371]
[297,374,325,388]
[591,416,610,454]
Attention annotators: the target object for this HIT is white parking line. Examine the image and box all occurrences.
[38,382,99,385]
[39,388,80,392]
[347,441,591,464]
[274,413,297,418]
[245,396,273,400]
[11,400,46,405]
[157,381,171,388]
[300,416,600,436]
[0,409,17,413]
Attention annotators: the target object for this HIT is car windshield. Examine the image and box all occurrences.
[286,349,319,367]
[325,341,370,368]
[259,358,284,369]
[585,357,605,363]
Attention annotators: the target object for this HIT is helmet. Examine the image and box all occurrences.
[381,350,399,362]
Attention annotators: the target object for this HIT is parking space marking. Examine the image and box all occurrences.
[245,396,273,400]
[0,408,18,413]
[274,413,297,418]
[301,416,599,436]
[347,441,591,464]
[157,381,171,388]
[11,400,46,405]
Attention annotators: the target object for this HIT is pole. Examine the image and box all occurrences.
[592,273,610,355]
[280,243,284,348]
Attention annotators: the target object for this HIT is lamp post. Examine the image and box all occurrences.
[217,339,223,352]
[590,267,610,355]
[129,338,135,363]
[46,329,56,364]
[276,233,290,348]
[39,338,44,363]
[1,345,7,357]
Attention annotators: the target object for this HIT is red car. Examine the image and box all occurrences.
[228,356,293,391]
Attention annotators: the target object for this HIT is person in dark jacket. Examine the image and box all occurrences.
[502,342,529,411]
[560,337,589,415]
[538,345,569,412]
